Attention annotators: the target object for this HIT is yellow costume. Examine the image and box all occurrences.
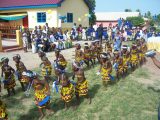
[84,53,91,61]
[75,75,88,96]
[58,60,67,69]
[41,64,52,77]
[122,53,130,71]
[115,58,124,74]
[75,50,84,63]
[61,83,75,103]
[131,50,139,66]
[106,44,112,53]
[3,71,16,90]
[101,67,111,81]
[35,86,50,108]
[0,101,8,119]
[16,63,26,82]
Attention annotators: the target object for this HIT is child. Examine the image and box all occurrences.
[13,54,27,91]
[1,57,16,96]
[99,53,112,86]
[75,43,84,65]
[41,57,52,83]
[113,50,124,79]
[58,73,75,109]
[23,71,54,120]
[72,61,91,104]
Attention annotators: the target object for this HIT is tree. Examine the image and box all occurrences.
[126,16,145,26]
[144,13,147,18]
[147,11,152,19]
[124,9,132,12]
[136,9,141,16]
[86,0,96,25]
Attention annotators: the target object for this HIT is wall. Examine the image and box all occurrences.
[0,8,58,28]
[57,0,89,28]
[27,8,58,28]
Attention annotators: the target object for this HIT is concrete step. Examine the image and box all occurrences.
[3,45,19,50]
[3,47,23,52]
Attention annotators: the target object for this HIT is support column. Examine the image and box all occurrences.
[0,31,2,52]
[16,30,23,47]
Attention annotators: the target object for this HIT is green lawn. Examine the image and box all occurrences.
[1,63,159,120]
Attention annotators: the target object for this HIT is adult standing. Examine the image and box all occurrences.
[97,24,104,44]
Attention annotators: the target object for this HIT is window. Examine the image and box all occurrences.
[67,13,73,23]
[37,12,46,23]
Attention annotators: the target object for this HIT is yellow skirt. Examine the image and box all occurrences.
[41,65,52,77]
[35,88,50,108]
[4,75,16,89]
[101,67,111,81]
[61,83,75,103]
[75,80,88,96]
[75,57,83,63]
[131,54,139,65]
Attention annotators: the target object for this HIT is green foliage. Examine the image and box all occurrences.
[124,9,132,12]
[86,0,96,25]
[126,16,145,26]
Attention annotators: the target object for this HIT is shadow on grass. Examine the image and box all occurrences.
[89,84,101,99]
[17,107,39,120]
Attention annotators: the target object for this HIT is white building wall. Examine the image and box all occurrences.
[27,8,58,28]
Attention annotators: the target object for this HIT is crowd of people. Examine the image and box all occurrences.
[1,20,160,120]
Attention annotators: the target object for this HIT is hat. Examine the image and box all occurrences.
[94,40,100,42]
[101,52,108,59]
[22,71,37,78]
[122,45,128,49]
[55,49,61,53]
[113,50,119,54]
[13,54,21,59]
[84,43,89,47]
[1,57,9,63]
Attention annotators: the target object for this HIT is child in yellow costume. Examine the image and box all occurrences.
[1,57,16,96]
[121,45,131,74]
[54,49,67,76]
[90,41,98,64]
[58,74,75,109]
[130,43,139,69]
[84,43,94,68]
[41,56,52,83]
[23,71,54,120]
[0,100,8,120]
[99,53,113,86]
[72,61,91,104]
[113,50,124,79]
[105,41,112,56]
[13,54,27,91]
[75,43,84,65]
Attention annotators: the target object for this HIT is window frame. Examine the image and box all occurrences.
[67,13,73,23]
[37,12,46,23]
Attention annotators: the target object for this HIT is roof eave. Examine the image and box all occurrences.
[0,4,61,11]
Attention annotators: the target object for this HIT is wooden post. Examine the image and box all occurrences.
[0,31,2,52]
[16,30,23,47]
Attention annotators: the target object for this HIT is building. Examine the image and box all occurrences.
[0,0,90,29]
[96,12,140,27]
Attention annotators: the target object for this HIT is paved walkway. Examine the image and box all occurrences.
[2,39,17,47]
[0,41,88,72]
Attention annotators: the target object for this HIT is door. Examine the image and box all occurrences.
[23,16,28,28]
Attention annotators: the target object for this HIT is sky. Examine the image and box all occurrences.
[95,0,160,15]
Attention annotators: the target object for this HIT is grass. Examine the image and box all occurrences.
[1,63,160,120]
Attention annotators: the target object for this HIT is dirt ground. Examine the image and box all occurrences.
[0,41,160,89]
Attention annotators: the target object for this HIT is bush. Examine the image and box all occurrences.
[126,16,145,27]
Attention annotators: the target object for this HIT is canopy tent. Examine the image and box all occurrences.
[0,13,27,21]
[147,37,160,52]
